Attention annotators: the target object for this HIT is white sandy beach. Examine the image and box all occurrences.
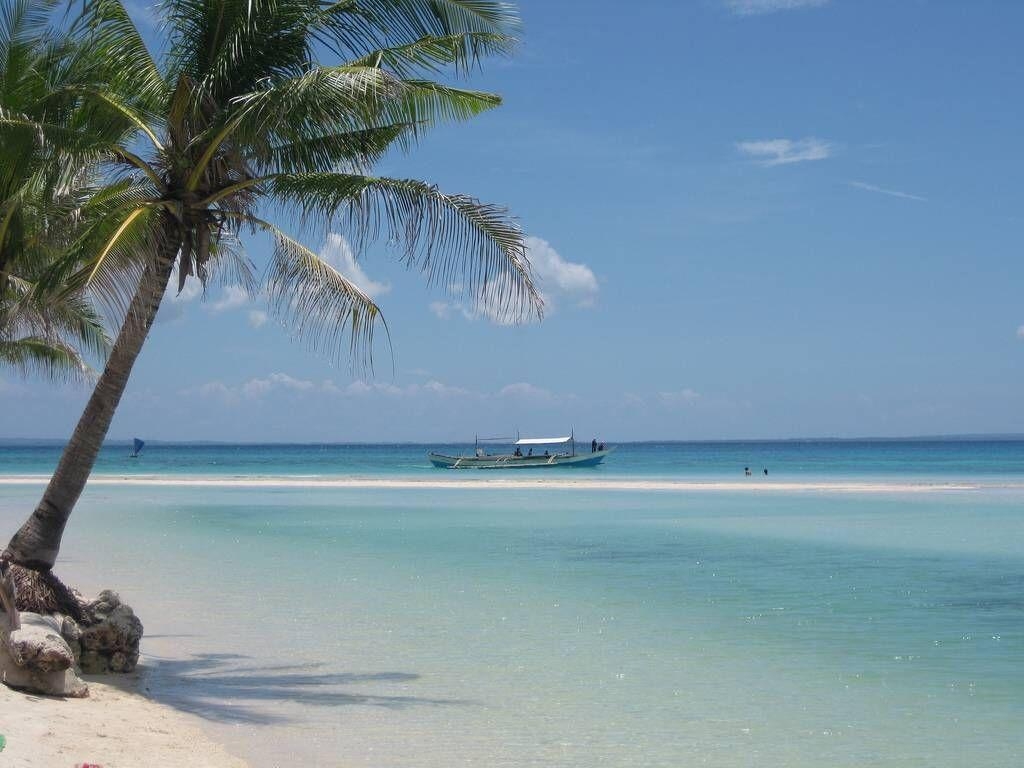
[0,673,247,767]
[0,474,996,493]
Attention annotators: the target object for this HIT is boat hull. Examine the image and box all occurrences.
[428,449,612,469]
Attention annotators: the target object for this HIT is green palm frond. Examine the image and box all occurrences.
[77,0,166,115]
[314,0,519,62]
[270,172,541,322]
[232,214,386,368]
[346,31,514,78]
[0,336,92,383]
[4,0,533,379]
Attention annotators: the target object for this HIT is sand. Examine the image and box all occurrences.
[0,673,248,767]
[0,474,998,493]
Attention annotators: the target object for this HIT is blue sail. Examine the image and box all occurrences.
[132,438,145,457]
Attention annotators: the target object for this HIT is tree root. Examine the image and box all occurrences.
[5,564,88,624]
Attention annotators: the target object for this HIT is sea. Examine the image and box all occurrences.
[1,440,1022,767]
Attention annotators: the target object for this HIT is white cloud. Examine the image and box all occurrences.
[525,236,599,309]
[320,234,390,299]
[157,267,204,323]
[196,380,236,403]
[498,382,554,402]
[429,301,452,319]
[431,237,598,323]
[849,181,927,202]
[248,310,268,328]
[737,137,832,167]
[423,380,471,397]
[726,0,828,15]
[623,393,647,407]
[211,284,250,313]
[339,380,407,397]
[1017,326,1024,339]
[241,372,316,399]
[187,374,556,407]
[659,389,701,406]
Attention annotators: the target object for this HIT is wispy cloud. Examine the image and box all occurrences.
[726,0,829,15]
[186,373,568,407]
[1017,325,1024,340]
[242,372,316,399]
[737,137,832,166]
[526,236,599,310]
[320,233,390,299]
[248,310,268,328]
[430,236,598,323]
[498,382,554,402]
[849,181,927,202]
[211,284,250,312]
[658,389,701,406]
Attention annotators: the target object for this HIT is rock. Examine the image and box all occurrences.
[60,616,82,663]
[78,599,143,674]
[6,613,74,672]
[1,612,89,697]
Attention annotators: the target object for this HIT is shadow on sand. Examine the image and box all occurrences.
[118,652,469,725]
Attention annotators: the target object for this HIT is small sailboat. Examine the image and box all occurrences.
[129,438,145,458]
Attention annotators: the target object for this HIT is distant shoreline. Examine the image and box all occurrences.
[0,474,1011,493]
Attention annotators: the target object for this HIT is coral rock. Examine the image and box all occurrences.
[1,612,89,697]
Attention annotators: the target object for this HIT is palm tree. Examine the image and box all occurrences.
[3,0,541,574]
[0,0,112,383]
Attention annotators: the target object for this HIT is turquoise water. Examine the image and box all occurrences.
[0,442,1022,766]
[5,439,1024,480]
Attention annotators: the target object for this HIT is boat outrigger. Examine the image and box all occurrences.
[429,433,612,469]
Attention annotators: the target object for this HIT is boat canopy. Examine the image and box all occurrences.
[514,436,572,446]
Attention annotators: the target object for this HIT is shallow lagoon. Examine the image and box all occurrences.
[1,476,1021,767]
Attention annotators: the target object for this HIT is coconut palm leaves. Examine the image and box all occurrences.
[5,0,539,571]
[0,0,118,381]
[68,0,540,356]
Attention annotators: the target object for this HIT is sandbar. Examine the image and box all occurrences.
[0,474,1000,493]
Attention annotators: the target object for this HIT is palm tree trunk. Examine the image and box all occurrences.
[3,226,179,571]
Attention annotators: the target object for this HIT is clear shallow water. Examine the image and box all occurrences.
[5,439,1024,481]
[0,443,1022,766]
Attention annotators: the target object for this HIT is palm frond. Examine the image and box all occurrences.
[314,0,519,63]
[270,172,541,322]
[78,0,166,115]
[0,336,92,383]
[346,31,514,78]
[226,212,386,368]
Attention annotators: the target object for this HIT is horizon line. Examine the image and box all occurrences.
[4,432,1024,446]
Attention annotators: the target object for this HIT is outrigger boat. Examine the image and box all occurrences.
[429,433,612,469]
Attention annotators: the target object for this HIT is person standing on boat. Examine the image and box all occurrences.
[591,438,597,453]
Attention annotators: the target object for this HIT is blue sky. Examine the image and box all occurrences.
[4,0,1024,441]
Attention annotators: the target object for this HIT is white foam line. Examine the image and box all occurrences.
[0,474,1001,493]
